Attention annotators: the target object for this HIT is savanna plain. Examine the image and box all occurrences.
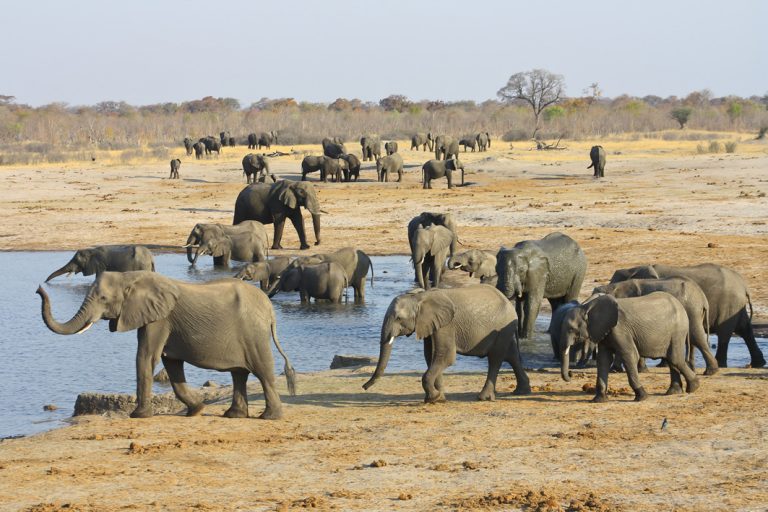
[1,134,767,511]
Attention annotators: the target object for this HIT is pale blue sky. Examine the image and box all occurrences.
[2,0,765,106]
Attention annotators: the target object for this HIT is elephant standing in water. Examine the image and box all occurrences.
[410,224,455,290]
[38,272,296,419]
[271,261,349,303]
[448,249,497,283]
[411,132,434,151]
[233,181,322,250]
[184,221,269,267]
[363,285,531,402]
[169,158,181,179]
[588,145,605,178]
[242,153,275,184]
[235,256,292,289]
[408,212,459,282]
[46,245,155,282]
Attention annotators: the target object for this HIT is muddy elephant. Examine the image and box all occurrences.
[609,263,764,368]
[233,181,322,250]
[476,132,491,151]
[183,137,194,156]
[376,153,404,182]
[301,155,343,182]
[588,145,605,178]
[384,141,398,155]
[46,245,155,282]
[242,154,275,184]
[235,256,292,289]
[273,261,348,303]
[184,221,268,266]
[559,293,700,402]
[360,135,381,162]
[447,249,496,282]
[433,135,458,160]
[193,141,205,159]
[496,232,587,340]
[411,224,455,290]
[363,285,531,402]
[411,132,434,151]
[258,131,278,150]
[38,272,296,419]
[339,153,361,182]
[458,137,477,152]
[422,158,464,189]
[169,158,181,179]
[322,138,346,159]
[408,212,459,284]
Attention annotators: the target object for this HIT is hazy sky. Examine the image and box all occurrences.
[3,0,765,107]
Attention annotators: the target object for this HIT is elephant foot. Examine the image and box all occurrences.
[591,394,608,403]
[750,358,766,369]
[223,406,248,419]
[703,366,719,376]
[424,392,446,404]
[271,244,284,250]
[314,241,321,246]
[186,403,205,417]
[477,389,495,402]
[299,244,310,250]
[610,365,625,373]
[665,383,683,395]
[634,387,648,401]
[259,407,283,420]
[511,384,532,396]
[686,379,700,394]
[130,406,154,419]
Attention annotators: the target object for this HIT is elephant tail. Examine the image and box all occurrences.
[270,322,297,396]
[587,162,594,169]
[368,258,374,287]
[747,290,754,321]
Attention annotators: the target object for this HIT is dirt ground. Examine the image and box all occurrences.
[1,134,767,510]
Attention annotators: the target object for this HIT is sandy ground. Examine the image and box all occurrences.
[1,134,767,510]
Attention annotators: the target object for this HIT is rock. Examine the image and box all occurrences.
[43,404,58,412]
[74,392,184,416]
[202,380,218,388]
[707,242,719,248]
[153,368,170,383]
[330,354,378,369]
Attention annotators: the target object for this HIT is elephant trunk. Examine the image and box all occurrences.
[37,286,99,336]
[185,233,198,264]
[362,328,396,390]
[191,246,203,265]
[45,261,77,282]
[561,342,572,382]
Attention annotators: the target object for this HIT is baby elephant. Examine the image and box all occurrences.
[169,158,181,179]
[235,256,292,289]
[277,261,348,303]
[447,249,497,283]
[46,245,155,282]
[422,158,464,189]
[588,145,605,178]
[559,292,700,402]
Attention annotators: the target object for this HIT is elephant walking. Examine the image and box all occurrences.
[235,256,292,290]
[363,285,531,402]
[242,154,275,184]
[376,153,404,182]
[408,212,459,283]
[183,137,194,156]
[410,224,455,290]
[588,145,605,178]
[38,272,296,419]
[193,142,205,159]
[46,245,155,282]
[384,141,398,155]
[411,132,434,151]
[476,132,491,151]
[169,158,181,179]
[422,158,464,189]
[185,221,269,267]
[360,135,381,162]
[459,137,477,152]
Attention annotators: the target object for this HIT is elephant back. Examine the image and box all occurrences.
[233,184,272,225]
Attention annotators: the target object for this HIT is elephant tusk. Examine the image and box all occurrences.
[564,345,570,357]
[387,336,395,345]
[76,322,94,335]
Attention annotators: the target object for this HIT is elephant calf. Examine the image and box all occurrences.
[46,245,155,282]
[447,249,496,283]
[339,154,361,182]
[169,159,181,179]
[275,261,348,303]
[235,256,292,289]
[588,145,605,178]
[422,158,464,189]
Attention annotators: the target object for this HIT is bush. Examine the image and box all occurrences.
[501,129,529,142]
[724,141,738,153]
[708,141,722,153]
[150,147,169,159]
[757,126,767,140]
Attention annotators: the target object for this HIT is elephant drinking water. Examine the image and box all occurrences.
[46,245,155,282]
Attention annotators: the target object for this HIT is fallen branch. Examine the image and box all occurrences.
[533,137,566,150]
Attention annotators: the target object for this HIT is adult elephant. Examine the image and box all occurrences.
[360,135,381,162]
[407,212,459,265]
[459,137,477,152]
[339,154,361,182]
[301,155,343,182]
[191,231,269,267]
[588,145,605,178]
[411,132,434,151]
[193,141,205,159]
[272,262,348,303]
[37,272,296,419]
[447,249,496,282]
[322,138,346,159]
[184,221,269,266]
[183,137,194,156]
[433,135,457,160]
[235,256,292,290]
[247,133,258,150]
[46,245,155,282]
[476,132,491,151]
[219,131,231,147]
[228,137,236,147]
[609,263,765,368]
[362,285,531,402]
[384,141,398,155]
[496,232,587,340]
[376,153,404,182]
[411,224,455,290]
[258,131,278,150]
[242,154,275,184]
[199,136,218,156]
[422,158,464,189]
[233,181,322,250]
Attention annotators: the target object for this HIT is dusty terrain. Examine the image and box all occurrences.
[1,134,767,510]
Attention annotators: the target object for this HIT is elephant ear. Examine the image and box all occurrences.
[207,238,229,258]
[525,252,550,288]
[415,291,456,339]
[82,250,107,276]
[584,295,619,343]
[116,273,180,332]
[431,227,454,255]
[282,267,302,291]
[276,182,298,209]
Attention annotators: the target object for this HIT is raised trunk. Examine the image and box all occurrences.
[561,344,571,381]
[362,335,394,390]
[37,286,98,335]
[45,261,76,282]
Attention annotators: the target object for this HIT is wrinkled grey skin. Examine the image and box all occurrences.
[595,277,717,375]
[458,137,477,152]
[475,132,491,151]
[408,212,459,284]
[338,154,361,182]
[363,285,531,402]
[169,158,181,179]
[38,272,296,419]
[384,141,398,155]
[609,263,764,368]
[496,232,587,340]
[376,153,404,182]
[257,131,278,150]
[422,158,464,189]
[559,293,700,402]
[360,135,381,162]
[242,154,275,184]
[193,141,205,159]
[411,132,434,151]
[219,131,231,146]
[233,181,322,250]
[183,137,194,156]
[587,145,605,178]
[433,135,458,160]
[184,221,268,266]
[447,249,496,282]
[549,300,595,365]
[275,261,348,303]
[322,138,347,159]
[192,231,269,268]
[301,155,343,182]
[46,245,155,282]
[235,256,292,289]
[411,225,455,290]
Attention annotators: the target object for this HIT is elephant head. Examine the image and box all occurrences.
[559,295,619,382]
[266,256,322,296]
[272,181,322,246]
[363,290,456,390]
[447,158,465,185]
[496,245,549,300]
[184,224,209,264]
[38,271,180,335]
[192,236,231,265]
[412,225,454,289]
[447,249,486,277]
[609,265,659,283]
[235,262,269,281]
[408,212,458,257]
[46,248,107,282]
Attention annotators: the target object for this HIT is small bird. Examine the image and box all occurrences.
[661,418,669,431]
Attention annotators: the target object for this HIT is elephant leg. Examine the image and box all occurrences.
[691,324,719,375]
[546,297,565,333]
[446,172,453,189]
[423,337,443,392]
[254,370,283,420]
[354,278,365,302]
[734,308,766,368]
[288,212,310,250]
[615,344,647,401]
[397,169,403,182]
[503,327,531,395]
[521,291,544,339]
[714,319,736,368]
[665,365,684,395]
[422,334,453,403]
[272,214,286,250]
[162,356,204,416]
[131,323,168,418]
[610,352,625,373]
[515,299,524,338]
[224,370,250,418]
[593,348,613,403]
[479,348,504,401]
[638,358,649,373]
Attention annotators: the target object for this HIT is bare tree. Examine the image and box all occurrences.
[497,69,565,137]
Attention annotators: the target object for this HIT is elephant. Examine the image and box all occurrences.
[233,180,322,250]
[46,245,155,282]
[219,131,231,147]
[242,154,276,184]
[272,261,348,303]
[476,132,491,151]
[609,263,765,368]
[235,256,292,289]
[588,145,605,178]
[192,231,270,267]
[258,131,278,150]
[422,158,464,189]
[184,221,269,266]
[338,154,361,182]
[169,158,181,179]
[199,136,221,156]
[411,224,455,290]
[228,137,236,147]
[384,141,398,155]
[458,137,477,152]
[322,138,346,159]
[37,271,297,419]
[549,300,595,366]
[301,155,344,182]
[433,135,457,160]
[247,133,258,150]
[496,232,587,340]
[407,212,459,264]
[594,277,718,375]
[360,135,381,162]
[447,249,496,282]
[183,137,194,156]
[411,132,434,151]
[559,293,700,402]
[362,285,531,402]
[376,153,404,182]
[193,141,205,159]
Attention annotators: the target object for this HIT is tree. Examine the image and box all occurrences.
[379,94,411,112]
[726,100,743,124]
[497,69,565,137]
[670,106,692,129]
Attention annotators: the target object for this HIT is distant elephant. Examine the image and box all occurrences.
[362,285,531,402]
[588,145,605,178]
[199,136,221,156]
[339,154,361,182]
[595,277,717,375]
[447,249,496,282]
[233,181,322,250]
[609,263,765,368]
[258,131,278,150]
[433,135,457,160]
[228,137,236,147]
[183,137,194,156]
[219,131,231,147]
[360,135,381,162]
[274,261,348,303]
[407,212,459,264]
[242,154,275,184]
[247,133,258,150]
[322,138,346,159]
[38,272,296,419]
[476,132,491,151]
[549,300,595,366]
[376,153,404,182]
[46,245,155,282]
[422,158,464,189]
[559,293,700,402]
[411,132,434,151]
[496,232,587,340]
[458,137,477,152]
[411,224,455,290]
[384,141,398,155]
[184,221,269,267]
[193,142,205,159]
[301,155,343,182]
[169,158,181,179]
[235,256,292,289]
